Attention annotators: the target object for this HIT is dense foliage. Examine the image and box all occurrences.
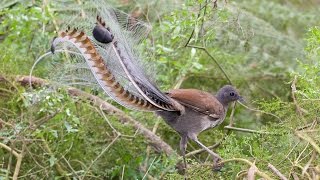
[0,0,319,179]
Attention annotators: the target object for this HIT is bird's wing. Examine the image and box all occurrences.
[167,89,224,119]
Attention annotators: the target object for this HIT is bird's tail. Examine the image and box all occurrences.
[34,1,184,113]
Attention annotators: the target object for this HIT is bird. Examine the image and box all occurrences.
[49,11,243,174]
[157,86,243,171]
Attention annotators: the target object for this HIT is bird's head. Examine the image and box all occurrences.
[216,85,243,106]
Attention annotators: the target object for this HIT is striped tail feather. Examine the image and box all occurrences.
[51,28,158,111]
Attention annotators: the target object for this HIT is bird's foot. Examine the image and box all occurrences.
[212,156,224,171]
[176,162,186,175]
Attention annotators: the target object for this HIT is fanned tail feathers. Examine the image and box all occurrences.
[46,4,185,113]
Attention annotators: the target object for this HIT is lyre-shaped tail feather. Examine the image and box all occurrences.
[93,15,185,113]
[51,29,158,111]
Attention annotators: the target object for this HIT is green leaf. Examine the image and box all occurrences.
[49,155,57,167]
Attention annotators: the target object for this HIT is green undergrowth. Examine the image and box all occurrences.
[0,0,319,179]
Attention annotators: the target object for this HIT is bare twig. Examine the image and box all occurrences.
[235,170,247,180]
[277,141,300,166]
[295,131,320,154]
[142,157,157,180]
[186,45,232,84]
[184,141,221,158]
[267,163,288,180]
[219,158,272,180]
[199,0,208,38]
[13,143,26,180]
[0,118,14,128]
[62,156,80,179]
[184,2,203,47]
[238,101,281,121]
[297,122,316,130]
[302,151,316,178]
[173,75,188,89]
[121,165,125,180]
[293,163,313,180]
[224,126,273,134]
[0,142,24,180]
[82,134,121,179]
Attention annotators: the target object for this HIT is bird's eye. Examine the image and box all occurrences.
[230,92,235,96]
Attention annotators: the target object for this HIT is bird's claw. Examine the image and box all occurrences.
[213,156,224,171]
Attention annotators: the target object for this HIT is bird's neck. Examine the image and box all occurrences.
[216,94,229,108]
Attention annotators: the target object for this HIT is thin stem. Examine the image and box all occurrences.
[82,134,120,179]
[184,141,221,158]
[238,101,281,121]
[0,143,20,161]
[142,157,156,180]
[219,158,273,180]
[224,126,273,134]
[13,143,25,180]
[121,165,125,180]
[186,44,232,84]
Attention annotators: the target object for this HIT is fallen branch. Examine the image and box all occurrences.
[295,131,320,154]
[0,142,24,180]
[268,163,288,180]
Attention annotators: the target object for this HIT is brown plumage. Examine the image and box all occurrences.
[167,89,224,118]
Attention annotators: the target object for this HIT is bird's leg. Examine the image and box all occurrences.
[189,135,223,170]
[180,136,188,170]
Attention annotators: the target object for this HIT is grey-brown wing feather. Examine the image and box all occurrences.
[167,89,224,120]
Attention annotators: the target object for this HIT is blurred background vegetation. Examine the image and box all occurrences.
[0,0,319,179]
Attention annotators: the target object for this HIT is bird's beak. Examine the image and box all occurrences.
[238,96,245,103]
[50,37,57,54]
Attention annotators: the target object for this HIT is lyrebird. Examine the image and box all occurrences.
[47,4,242,174]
